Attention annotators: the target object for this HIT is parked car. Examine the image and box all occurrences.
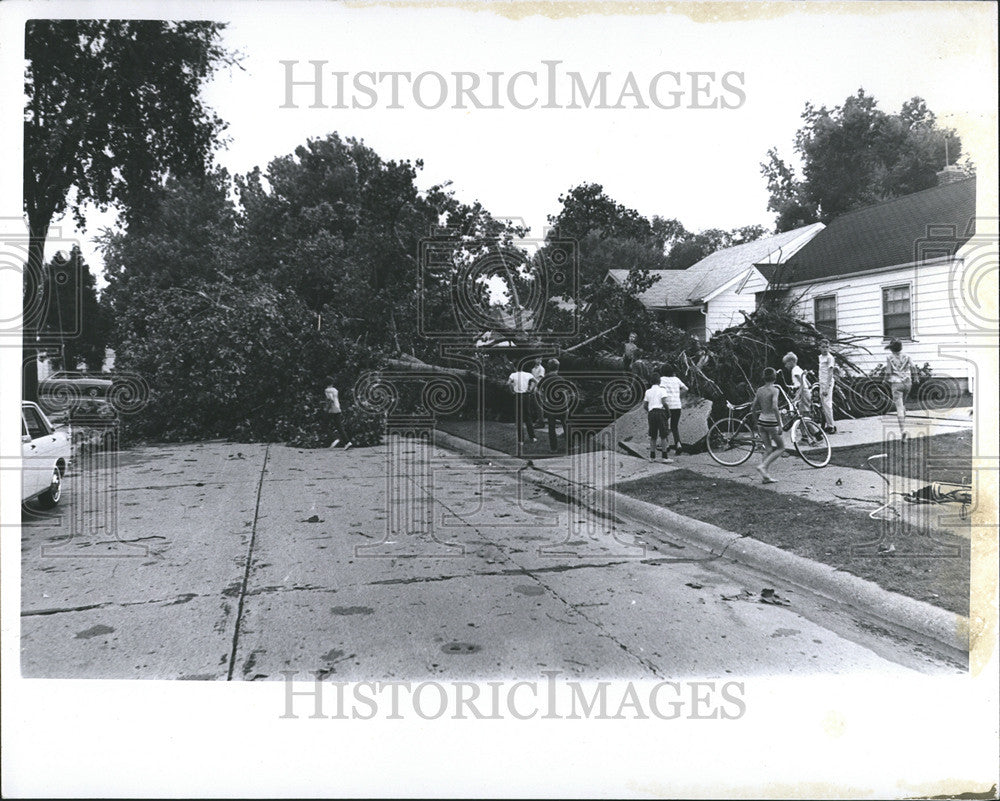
[39,370,113,400]
[22,401,71,508]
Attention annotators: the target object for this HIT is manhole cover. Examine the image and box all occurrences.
[441,642,481,655]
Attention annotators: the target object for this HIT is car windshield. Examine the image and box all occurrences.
[23,406,50,439]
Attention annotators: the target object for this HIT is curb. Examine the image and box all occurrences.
[432,429,969,660]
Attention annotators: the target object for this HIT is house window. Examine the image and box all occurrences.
[813,295,837,338]
[882,284,912,339]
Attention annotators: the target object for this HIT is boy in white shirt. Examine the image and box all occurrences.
[643,371,670,462]
[659,364,688,455]
[507,365,537,447]
[781,352,810,425]
[324,380,352,450]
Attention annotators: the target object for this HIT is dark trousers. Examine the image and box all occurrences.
[330,411,347,444]
[515,393,535,442]
[546,413,567,452]
[668,407,681,445]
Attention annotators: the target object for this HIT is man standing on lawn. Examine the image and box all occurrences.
[643,369,670,463]
[538,358,567,453]
[530,356,546,426]
[507,362,537,450]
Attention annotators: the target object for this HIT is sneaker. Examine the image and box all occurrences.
[662,457,675,464]
[343,442,353,450]
[330,439,340,449]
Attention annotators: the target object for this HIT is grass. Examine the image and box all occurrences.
[827,431,973,485]
[614,468,969,616]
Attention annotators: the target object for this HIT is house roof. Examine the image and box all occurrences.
[607,222,824,308]
[766,177,977,286]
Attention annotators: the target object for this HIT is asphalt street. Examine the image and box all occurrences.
[19,439,963,679]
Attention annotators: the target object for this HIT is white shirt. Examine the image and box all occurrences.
[784,364,806,391]
[643,385,667,411]
[324,386,341,413]
[818,352,836,385]
[508,371,534,394]
[659,376,688,409]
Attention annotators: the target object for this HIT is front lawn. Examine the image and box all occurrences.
[615,468,969,616]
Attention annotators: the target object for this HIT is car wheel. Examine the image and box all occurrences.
[37,468,62,509]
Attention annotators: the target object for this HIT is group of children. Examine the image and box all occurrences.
[752,337,915,483]
[324,336,916,466]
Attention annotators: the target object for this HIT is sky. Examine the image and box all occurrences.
[17,0,997,286]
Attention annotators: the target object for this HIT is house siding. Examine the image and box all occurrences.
[704,269,770,336]
[790,257,974,386]
[705,286,755,335]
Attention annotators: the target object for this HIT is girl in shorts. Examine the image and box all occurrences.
[885,338,915,437]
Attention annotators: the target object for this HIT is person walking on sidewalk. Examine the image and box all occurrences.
[324,379,352,450]
[752,367,785,483]
[507,363,537,449]
[817,338,838,434]
[885,338,915,437]
[659,364,688,456]
[538,358,567,453]
[643,370,671,463]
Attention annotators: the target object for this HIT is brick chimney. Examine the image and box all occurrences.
[936,164,966,185]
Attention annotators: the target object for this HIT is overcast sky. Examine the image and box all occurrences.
[10,1,1000,280]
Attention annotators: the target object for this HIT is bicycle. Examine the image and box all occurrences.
[706,385,831,468]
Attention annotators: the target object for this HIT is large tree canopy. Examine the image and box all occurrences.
[762,90,967,232]
[23,20,233,399]
[24,20,232,238]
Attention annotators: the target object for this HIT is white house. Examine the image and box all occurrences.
[759,174,978,389]
[606,222,824,340]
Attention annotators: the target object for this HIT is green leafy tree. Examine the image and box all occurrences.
[664,224,770,269]
[23,19,234,399]
[42,246,107,372]
[762,90,967,231]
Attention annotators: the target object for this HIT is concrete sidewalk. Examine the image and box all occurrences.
[602,406,975,539]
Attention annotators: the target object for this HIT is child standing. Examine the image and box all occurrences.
[752,367,785,483]
[643,371,670,462]
[659,364,688,456]
[817,339,838,434]
[324,379,352,450]
[885,338,915,437]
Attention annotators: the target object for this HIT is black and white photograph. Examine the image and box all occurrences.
[1,0,997,797]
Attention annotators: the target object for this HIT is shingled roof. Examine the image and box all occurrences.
[607,222,823,308]
[766,177,977,286]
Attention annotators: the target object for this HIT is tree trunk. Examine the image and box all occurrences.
[22,216,49,402]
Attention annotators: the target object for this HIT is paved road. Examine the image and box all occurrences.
[19,439,962,679]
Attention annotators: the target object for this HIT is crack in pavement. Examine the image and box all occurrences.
[226,444,271,681]
[400,459,666,677]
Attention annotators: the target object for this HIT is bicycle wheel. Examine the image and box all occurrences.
[706,417,756,466]
[791,417,831,467]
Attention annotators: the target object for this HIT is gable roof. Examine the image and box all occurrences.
[607,222,824,308]
[766,177,976,286]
